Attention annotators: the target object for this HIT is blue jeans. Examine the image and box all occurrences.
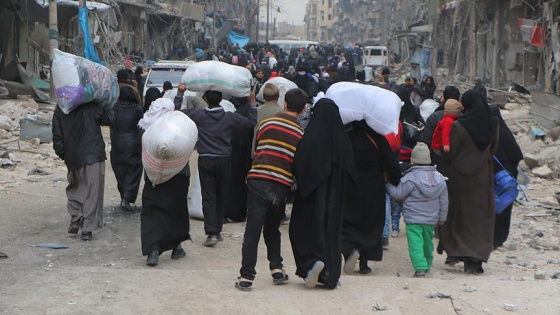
[391,200,403,232]
[383,194,390,238]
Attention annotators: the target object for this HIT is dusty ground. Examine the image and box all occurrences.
[1,102,560,314]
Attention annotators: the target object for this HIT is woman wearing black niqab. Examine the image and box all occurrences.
[488,103,523,248]
[438,89,499,275]
[289,98,356,289]
[110,86,143,211]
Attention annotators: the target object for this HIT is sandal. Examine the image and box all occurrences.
[235,277,253,292]
[271,268,289,285]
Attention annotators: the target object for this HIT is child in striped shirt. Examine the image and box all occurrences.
[236,88,309,292]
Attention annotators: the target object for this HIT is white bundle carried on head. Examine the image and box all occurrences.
[141,111,198,186]
[52,49,119,114]
[181,60,252,97]
[318,82,402,135]
[138,98,174,130]
[256,77,298,108]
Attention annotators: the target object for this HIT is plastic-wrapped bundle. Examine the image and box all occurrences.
[256,77,298,108]
[142,111,198,186]
[52,49,119,114]
[317,82,402,135]
[181,61,252,97]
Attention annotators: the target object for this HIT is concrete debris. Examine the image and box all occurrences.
[534,271,547,280]
[547,126,560,140]
[30,138,41,149]
[427,292,452,299]
[523,154,540,169]
[503,303,518,312]
[532,165,553,179]
[27,168,50,176]
[552,272,560,279]
[508,242,519,251]
[372,303,388,311]
[530,234,560,250]
[0,115,12,131]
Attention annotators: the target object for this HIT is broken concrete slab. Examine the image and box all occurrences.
[523,153,540,169]
[532,165,553,179]
[19,117,52,143]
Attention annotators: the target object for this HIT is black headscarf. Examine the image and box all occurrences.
[458,89,498,150]
[143,87,161,113]
[293,98,356,197]
[119,86,139,104]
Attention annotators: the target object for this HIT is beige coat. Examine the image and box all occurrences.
[251,102,282,157]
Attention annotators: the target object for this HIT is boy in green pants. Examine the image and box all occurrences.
[386,143,448,277]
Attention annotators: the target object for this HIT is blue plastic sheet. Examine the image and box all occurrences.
[79,5,102,64]
[228,31,250,48]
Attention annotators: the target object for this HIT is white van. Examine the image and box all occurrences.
[144,60,196,98]
[362,46,389,67]
[268,40,320,52]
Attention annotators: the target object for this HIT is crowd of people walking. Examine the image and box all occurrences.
[51,41,522,291]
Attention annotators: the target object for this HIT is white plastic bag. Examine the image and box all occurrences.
[364,66,373,82]
[188,167,204,220]
[419,99,440,122]
[320,82,402,135]
[52,49,119,114]
[181,61,252,97]
[256,77,298,108]
[142,111,198,186]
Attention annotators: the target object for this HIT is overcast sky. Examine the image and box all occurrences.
[258,0,307,25]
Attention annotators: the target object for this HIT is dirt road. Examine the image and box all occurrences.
[1,138,560,314]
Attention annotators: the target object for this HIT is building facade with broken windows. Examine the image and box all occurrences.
[0,0,259,77]
[305,0,560,96]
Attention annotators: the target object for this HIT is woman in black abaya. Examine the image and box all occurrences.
[342,121,401,274]
[488,105,523,248]
[139,98,190,266]
[289,98,356,289]
[110,86,143,211]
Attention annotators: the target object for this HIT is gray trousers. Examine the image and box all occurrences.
[66,162,105,232]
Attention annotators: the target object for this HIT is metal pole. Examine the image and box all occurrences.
[48,0,59,59]
[266,0,269,42]
[49,0,59,101]
[213,0,217,48]
[256,0,260,41]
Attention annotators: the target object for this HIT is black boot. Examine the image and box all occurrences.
[146,251,159,266]
[120,199,133,211]
[359,259,372,274]
[171,245,186,259]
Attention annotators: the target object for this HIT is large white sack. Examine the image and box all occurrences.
[419,99,440,122]
[188,168,204,220]
[181,61,252,97]
[142,111,198,186]
[364,66,373,82]
[321,82,402,135]
[256,77,298,108]
[52,49,119,114]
